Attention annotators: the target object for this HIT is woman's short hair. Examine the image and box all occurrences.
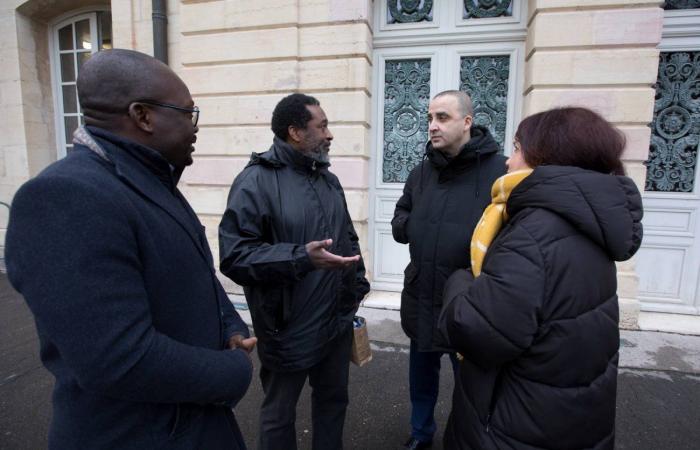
[515,107,626,175]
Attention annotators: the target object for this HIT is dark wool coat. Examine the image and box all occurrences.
[392,126,507,351]
[439,166,644,450]
[6,127,253,450]
[219,138,370,372]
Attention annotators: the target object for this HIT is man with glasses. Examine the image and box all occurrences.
[136,100,200,126]
[5,49,255,449]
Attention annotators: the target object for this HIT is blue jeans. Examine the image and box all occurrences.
[409,340,459,443]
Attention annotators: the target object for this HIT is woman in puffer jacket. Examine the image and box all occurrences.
[439,107,643,450]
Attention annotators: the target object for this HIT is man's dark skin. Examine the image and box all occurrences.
[78,51,257,354]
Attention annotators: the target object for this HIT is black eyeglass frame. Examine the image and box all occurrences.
[132,100,200,127]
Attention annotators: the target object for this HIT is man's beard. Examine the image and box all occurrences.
[305,143,330,163]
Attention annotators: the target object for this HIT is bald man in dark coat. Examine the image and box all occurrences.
[5,49,255,450]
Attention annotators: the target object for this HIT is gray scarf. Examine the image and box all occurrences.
[72,126,111,162]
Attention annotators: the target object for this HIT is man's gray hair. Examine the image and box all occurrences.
[433,90,473,117]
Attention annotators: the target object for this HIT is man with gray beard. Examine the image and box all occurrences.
[219,93,370,450]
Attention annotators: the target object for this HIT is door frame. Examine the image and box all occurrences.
[368,41,525,291]
[636,8,700,314]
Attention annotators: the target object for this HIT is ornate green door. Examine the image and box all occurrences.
[370,1,527,291]
[635,1,700,315]
[637,48,700,314]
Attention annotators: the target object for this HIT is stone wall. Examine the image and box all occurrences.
[1,0,113,257]
[173,0,374,291]
[524,0,664,327]
[0,0,667,324]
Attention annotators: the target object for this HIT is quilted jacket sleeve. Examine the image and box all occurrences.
[439,224,545,369]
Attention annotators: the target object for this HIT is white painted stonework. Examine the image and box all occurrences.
[2,0,699,332]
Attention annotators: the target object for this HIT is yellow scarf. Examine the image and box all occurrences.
[470,169,533,277]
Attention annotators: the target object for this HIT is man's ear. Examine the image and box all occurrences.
[463,114,473,131]
[288,125,304,145]
[127,103,154,133]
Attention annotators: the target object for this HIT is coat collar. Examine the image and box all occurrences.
[272,137,331,174]
[73,126,212,265]
[426,125,499,171]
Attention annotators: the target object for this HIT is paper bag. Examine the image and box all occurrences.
[351,316,372,367]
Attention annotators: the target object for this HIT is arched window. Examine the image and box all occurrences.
[51,11,112,157]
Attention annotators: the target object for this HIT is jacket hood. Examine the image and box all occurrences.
[426,125,500,170]
[422,125,501,195]
[248,137,330,172]
[508,165,643,261]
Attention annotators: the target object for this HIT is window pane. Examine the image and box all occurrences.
[77,51,91,74]
[64,116,79,145]
[387,0,433,24]
[75,19,92,50]
[460,55,510,152]
[644,51,700,192]
[58,24,73,50]
[382,59,431,183]
[62,84,77,114]
[463,0,513,19]
[60,53,75,82]
[99,12,113,50]
[664,0,700,10]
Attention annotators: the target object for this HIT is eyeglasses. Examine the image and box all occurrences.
[133,100,200,127]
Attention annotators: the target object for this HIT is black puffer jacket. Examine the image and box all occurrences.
[392,126,507,351]
[439,166,643,450]
[219,138,370,372]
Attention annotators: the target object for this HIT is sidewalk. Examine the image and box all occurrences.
[2,275,699,449]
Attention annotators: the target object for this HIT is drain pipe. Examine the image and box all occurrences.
[152,0,168,64]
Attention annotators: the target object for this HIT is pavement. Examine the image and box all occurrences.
[1,274,699,450]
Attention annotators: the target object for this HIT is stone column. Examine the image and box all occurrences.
[174,0,374,292]
[111,0,154,55]
[0,0,61,257]
[524,0,664,328]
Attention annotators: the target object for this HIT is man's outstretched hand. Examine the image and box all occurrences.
[305,239,360,270]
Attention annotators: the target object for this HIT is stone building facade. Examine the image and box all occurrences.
[2,0,699,331]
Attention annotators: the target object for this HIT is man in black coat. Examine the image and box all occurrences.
[392,90,506,450]
[5,49,255,449]
[218,93,370,450]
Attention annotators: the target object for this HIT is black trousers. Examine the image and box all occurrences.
[257,326,353,450]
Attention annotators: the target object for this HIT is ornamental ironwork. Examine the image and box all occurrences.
[645,52,700,192]
[663,0,700,10]
[383,59,431,183]
[460,55,510,152]
[463,0,513,19]
[388,0,433,24]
